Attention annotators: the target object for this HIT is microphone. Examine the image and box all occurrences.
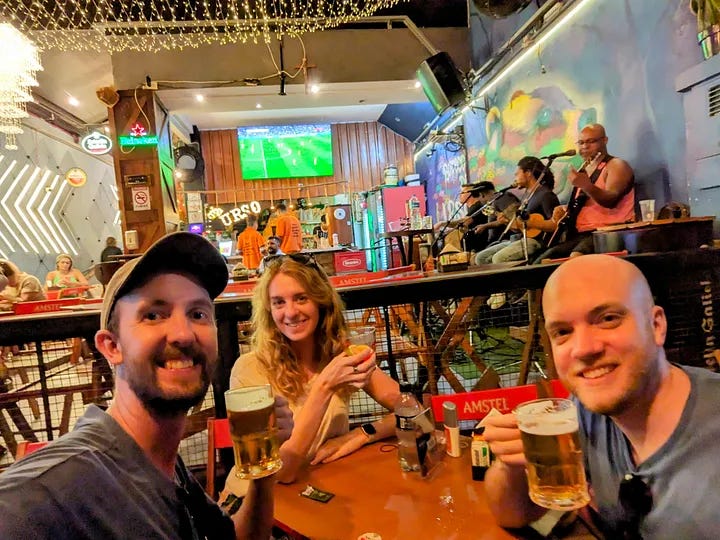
[497,183,518,193]
[541,149,576,159]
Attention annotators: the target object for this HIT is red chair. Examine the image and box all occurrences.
[430,380,569,424]
[206,417,233,498]
[15,440,48,459]
[206,417,308,540]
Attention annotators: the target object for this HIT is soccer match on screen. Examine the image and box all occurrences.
[237,124,333,180]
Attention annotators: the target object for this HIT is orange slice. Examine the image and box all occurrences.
[346,344,371,356]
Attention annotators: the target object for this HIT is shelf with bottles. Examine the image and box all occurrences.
[298,206,325,224]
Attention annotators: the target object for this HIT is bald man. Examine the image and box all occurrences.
[483,255,720,538]
[533,124,635,262]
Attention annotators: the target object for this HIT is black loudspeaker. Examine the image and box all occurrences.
[174,142,205,191]
[416,52,466,114]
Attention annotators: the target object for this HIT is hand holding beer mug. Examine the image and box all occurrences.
[346,326,376,356]
[225,385,283,479]
[514,398,590,510]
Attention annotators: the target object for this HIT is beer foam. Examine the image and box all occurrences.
[225,387,273,412]
[516,400,578,436]
[520,418,578,436]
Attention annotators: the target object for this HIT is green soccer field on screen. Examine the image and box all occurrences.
[238,124,333,180]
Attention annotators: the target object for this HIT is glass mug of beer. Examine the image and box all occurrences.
[225,385,282,479]
[514,398,590,510]
[346,326,376,356]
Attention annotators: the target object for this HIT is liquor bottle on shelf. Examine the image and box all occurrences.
[409,195,422,230]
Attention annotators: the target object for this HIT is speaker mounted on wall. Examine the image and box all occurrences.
[174,142,205,191]
[416,52,467,114]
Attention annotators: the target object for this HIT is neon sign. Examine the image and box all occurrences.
[217,201,262,226]
[118,122,158,146]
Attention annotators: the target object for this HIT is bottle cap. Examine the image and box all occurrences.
[442,401,458,427]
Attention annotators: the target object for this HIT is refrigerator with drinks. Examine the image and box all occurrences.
[356,185,426,271]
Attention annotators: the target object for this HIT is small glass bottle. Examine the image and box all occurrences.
[471,427,491,481]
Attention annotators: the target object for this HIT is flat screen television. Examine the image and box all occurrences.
[237,124,333,180]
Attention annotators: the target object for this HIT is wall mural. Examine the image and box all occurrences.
[465,84,602,202]
[417,145,468,222]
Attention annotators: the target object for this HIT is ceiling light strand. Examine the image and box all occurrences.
[0,1,408,53]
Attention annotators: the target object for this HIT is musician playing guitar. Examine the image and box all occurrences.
[435,181,517,253]
[532,123,635,263]
[474,156,560,265]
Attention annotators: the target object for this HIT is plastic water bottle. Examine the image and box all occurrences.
[409,195,422,230]
[395,382,422,472]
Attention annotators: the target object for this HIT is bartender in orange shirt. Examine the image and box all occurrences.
[275,202,303,253]
[235,214,265,269]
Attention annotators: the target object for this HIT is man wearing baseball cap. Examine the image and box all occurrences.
[435,181,517,253]
[0,232,293,539]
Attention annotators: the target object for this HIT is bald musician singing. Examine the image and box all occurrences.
[533,124,635,262]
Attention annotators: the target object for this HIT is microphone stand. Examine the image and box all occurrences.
[430,196,471,256]
[431,182,519,256]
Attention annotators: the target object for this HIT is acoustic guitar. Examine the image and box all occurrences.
[547,152,604,247]
[491,202,544,240]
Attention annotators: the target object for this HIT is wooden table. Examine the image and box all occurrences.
[275,441,516,540]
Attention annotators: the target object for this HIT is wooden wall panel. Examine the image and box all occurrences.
[200,122,414,205]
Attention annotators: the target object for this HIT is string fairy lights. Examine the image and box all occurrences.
[0,23,42,150]
[0,0,408,53]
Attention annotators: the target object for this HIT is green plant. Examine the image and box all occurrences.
[691,0,720,32]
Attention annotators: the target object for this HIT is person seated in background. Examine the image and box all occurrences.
[482,255,720,538]
[0,260,47,381]
[533,124,635,262]
[0,232,293,539]
[235,215,265,270]
[220,253,400,513]
[435,181,509,254]
[100,236,123,262]
[475,157,559,265]
[256,236,284,275]
[0,259,45,309]
[45,253,89,292]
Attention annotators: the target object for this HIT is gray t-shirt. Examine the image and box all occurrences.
[0,405,234,540]
[577,365,720,539]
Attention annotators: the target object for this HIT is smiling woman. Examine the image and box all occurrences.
[219,254,401,510]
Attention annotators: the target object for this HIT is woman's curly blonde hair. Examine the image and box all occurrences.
[251,256,347,403]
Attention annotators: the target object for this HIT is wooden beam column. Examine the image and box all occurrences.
[108,88,178,252]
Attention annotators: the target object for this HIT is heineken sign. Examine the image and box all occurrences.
[81,132,113,155]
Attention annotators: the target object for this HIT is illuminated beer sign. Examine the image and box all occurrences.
[80,132,112,155]
[118,122,158,147]
[65,167,87,187]
[218,201,262,226]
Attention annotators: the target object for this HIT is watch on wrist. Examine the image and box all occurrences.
[359,423,376,439]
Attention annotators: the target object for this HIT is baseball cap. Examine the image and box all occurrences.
[461,181,495,194]
[100,232,229,330]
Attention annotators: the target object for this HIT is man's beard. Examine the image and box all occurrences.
[118,344,214,418]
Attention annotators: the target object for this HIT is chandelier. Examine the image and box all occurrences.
[0,24,42,151]
[0,1,408,53]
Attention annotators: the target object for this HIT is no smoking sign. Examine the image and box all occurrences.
[131,186,151,211]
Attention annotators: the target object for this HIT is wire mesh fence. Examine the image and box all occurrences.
[2,255,717,475]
